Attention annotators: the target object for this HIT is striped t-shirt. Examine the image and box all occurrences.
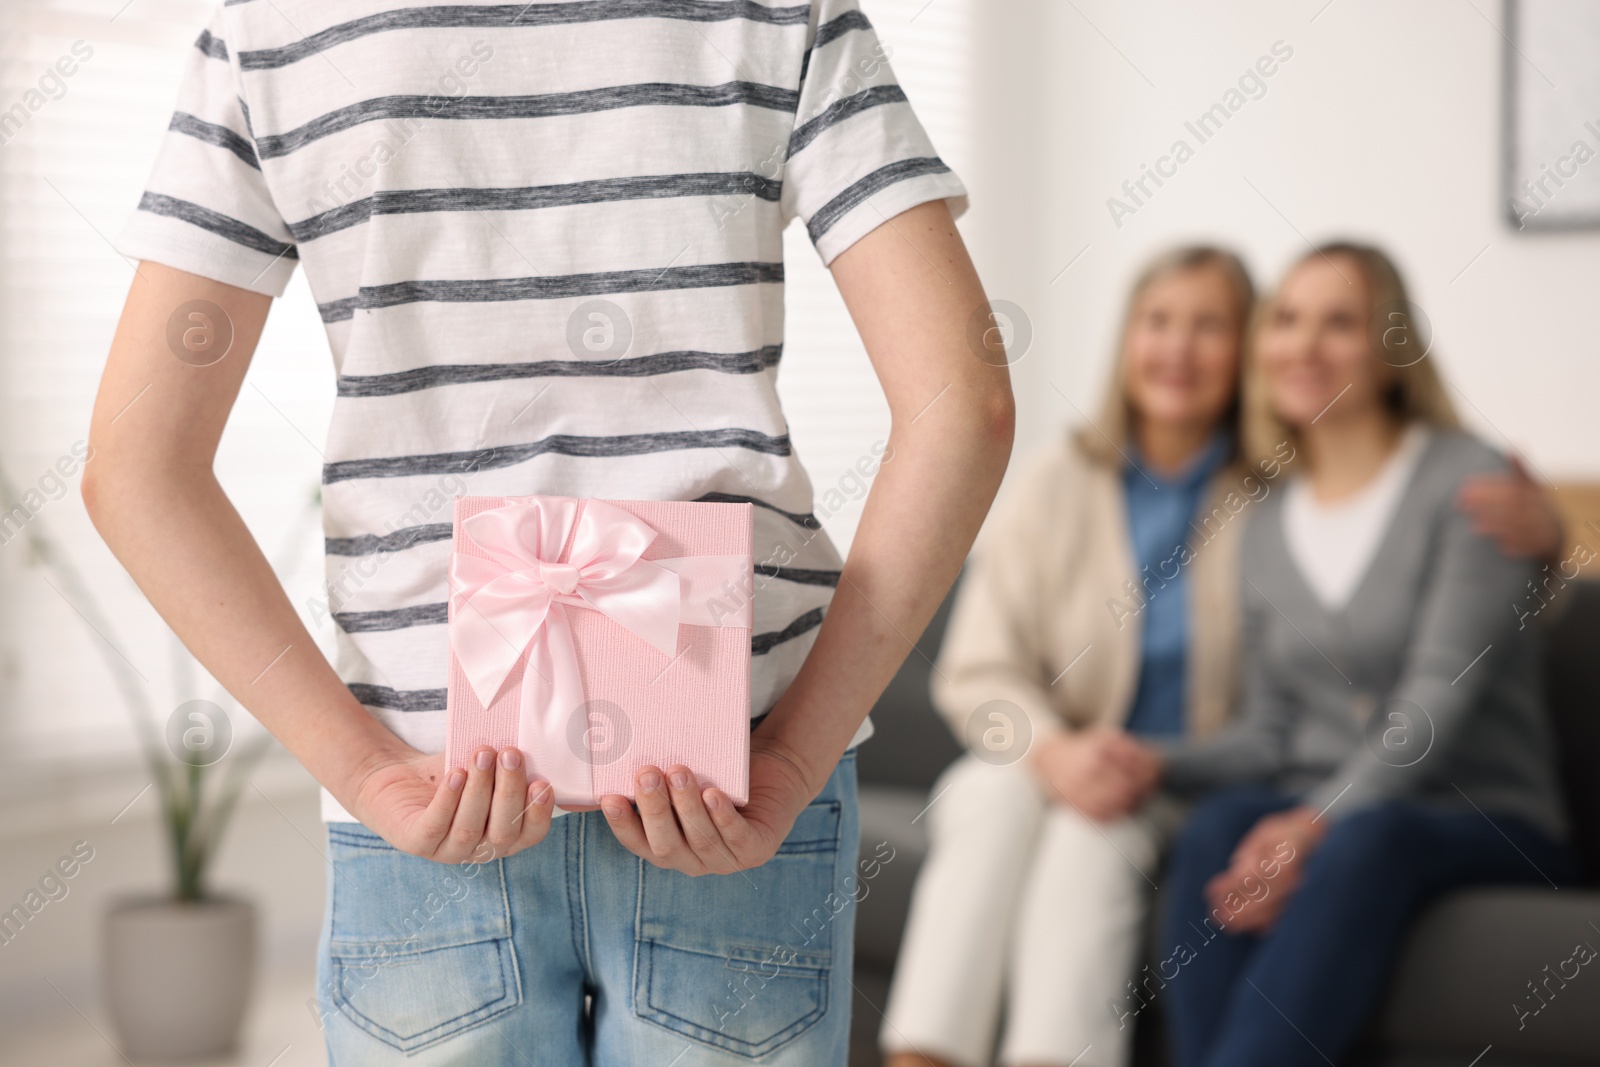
[117,0,966,819]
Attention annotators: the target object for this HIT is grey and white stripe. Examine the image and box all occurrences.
[238,2,811,72]
[316,262,784,322]
[789,85,906,157]
[290,173,783,242]
[254,83,801,160]
[347,682,446,712]
[807,156,953,241]
[326,524,453,556]
[799,9,872,80]
[322,428,794,485]
[195,28,229,61]
[168,111,260,170]
[136,192,295,259]
[336,345,783,398]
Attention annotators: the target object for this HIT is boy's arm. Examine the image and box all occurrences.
[84,262,553,861]
[602,199,1016,873]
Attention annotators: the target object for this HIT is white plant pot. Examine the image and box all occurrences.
[103,895,256,1061]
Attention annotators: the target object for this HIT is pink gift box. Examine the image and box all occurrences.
[444,495,753,808]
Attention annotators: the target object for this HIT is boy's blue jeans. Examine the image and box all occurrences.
[316,752,860,1066]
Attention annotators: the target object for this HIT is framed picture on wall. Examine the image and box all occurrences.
[1502,0,1600,231]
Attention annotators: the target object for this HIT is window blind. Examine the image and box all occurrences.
[0,0,330,776]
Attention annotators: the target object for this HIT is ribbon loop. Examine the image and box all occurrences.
[448,499,681,710]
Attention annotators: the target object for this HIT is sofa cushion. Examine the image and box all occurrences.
[1542,581,1600,882]
[855,586,964,792]
[1372,888,1600,1061]
[854,785,933,973]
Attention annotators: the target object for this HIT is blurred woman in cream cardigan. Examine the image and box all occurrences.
[880,246,1565,1067]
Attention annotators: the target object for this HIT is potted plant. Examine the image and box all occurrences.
[1,462,317,1060]
[97,666,273,1062]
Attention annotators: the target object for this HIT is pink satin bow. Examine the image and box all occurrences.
[448,498,682,724]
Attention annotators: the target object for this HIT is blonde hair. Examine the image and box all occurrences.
[1077,245,1255,466]
[1240,241,1459,468]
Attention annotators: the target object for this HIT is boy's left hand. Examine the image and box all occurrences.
[599,735,818,876]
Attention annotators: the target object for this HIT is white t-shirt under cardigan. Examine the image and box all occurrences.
[1283,424,1431,611]
[115,1,968,821]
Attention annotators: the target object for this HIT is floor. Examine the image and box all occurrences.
[0,964,329,1067]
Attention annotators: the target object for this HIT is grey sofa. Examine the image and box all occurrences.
[848,578,1600,1067]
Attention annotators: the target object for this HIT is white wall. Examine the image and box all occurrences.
[970,0,1600,483]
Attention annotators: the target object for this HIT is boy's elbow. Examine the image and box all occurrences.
[981,384,1016,453]
[959,379,1015,462]
[79,463,101,516]
[80,452,114,528]
[79,440,156,527]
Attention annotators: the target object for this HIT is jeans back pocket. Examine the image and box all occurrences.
[322,825,522,1054]
[633,799,844,1059]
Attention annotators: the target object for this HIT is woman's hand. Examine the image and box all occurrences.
[1030,726,1160,822]
[1457,454,1566,565]
[1204,805,1325,934]
[349,744,556,863]
[598,734,818,876]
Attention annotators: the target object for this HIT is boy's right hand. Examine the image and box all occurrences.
[347,745,555,862]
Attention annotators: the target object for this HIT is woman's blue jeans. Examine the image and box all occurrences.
[1159,785,1577,1067]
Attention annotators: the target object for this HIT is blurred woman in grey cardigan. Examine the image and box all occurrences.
[1147,243,1578,1067]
